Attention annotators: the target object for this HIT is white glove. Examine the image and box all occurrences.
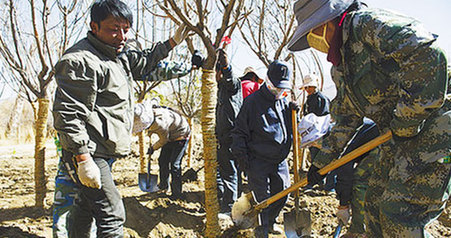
[77,158,102,189]
[172,24,189,45]
[337,205,351,225]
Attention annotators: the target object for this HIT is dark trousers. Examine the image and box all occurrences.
[216,138,240,212]
[248,159,290,238]
[158,139,188,196]
[66,155,125,238]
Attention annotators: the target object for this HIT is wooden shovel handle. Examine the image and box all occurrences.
[253,130,393,211]
[291,109,300,196]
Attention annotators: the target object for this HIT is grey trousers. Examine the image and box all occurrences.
[68,157,125,238]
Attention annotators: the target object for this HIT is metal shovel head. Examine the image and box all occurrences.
[231,192,259,229]
[283,207,312,238]
[138,173,158,192]
[138,157,159,193]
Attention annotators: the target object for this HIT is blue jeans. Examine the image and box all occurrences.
[158,139,188,196]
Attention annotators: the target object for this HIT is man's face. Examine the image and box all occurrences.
[303,86,316,95]
[90,15,130,53]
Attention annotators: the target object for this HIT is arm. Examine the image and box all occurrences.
[126,40,173,80]
[352,11,448,137]
[312,69,363,168]
[231,101,252,161]
[53,58,97,158]
[218,66,241,93]
[143,61,191,82]
[148,110,171,151]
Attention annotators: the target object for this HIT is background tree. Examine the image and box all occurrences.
[156,0,249,236]
[0,0,87,207]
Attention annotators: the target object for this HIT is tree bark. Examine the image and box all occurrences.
[34,97,49,208]
[200,69,219,237]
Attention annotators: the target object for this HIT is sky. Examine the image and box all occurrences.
[230,0,451,100]
[1,0,449,101]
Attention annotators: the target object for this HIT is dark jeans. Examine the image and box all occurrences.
[158,139,188,196]
[66,154,125,238]
[248,159,290,238]
[216,138,240,212]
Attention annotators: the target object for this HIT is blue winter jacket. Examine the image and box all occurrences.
[231,84,292,164]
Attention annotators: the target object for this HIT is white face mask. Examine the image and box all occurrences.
[266,77,289,99]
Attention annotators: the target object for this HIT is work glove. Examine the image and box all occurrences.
[289,101,300,112]
[337,205,351,225]
[237,157,249,173]
[307,165,325,186]
[172,24,190,45]
[217,48,229,69]
[147,146,154,155]
[191,50,204,69]
[77,158,101,189]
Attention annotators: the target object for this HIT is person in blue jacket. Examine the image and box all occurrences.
[231,60,295,237]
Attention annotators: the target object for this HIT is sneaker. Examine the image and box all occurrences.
[269,224,283,235]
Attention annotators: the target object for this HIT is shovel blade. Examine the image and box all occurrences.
[138,173,159,193]
[283,208,312,238]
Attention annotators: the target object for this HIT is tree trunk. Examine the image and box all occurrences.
[187,117,193,167]
[34,97,49,208]
[200,69,220,237]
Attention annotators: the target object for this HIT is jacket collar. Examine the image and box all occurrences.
[87,31,119,60]
[261,84,278,102]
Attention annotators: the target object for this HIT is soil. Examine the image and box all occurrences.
[0,132,450,238]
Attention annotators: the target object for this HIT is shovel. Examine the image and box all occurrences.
[138,154,159,192]
[284,108,312,237]
[231,131,392,229]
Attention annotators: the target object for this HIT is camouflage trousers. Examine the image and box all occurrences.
[366,102,451,237]
[348,150,377,234]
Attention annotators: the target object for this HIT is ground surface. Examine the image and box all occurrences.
[0,135,450,238]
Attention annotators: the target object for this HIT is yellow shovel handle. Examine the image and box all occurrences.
[254,130,393,211]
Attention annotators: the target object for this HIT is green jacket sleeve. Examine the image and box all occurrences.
[351,10,448,137]
[52,58,96,155]
[126,40,173,81]
[144,61,191,82]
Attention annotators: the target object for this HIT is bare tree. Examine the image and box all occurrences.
[154,0,249,236]
[0,0,88,208]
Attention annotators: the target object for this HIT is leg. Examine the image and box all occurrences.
[247,159,272,238]
[53,159,78,238]
[217,139,239,213]
[70,158,125,238]
[158,144,172,190]
[168,139,189,197]
[267,160,290,227]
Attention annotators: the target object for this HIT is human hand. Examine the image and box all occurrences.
[77,157,101,189]
[172,24,190,45]
[216,48,229,69]
[191,50,204,69]
[307,165,324,186]
[289,101,299,112]
[337,205,351,225]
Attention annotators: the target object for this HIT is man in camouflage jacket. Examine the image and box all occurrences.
[288,0,450,237]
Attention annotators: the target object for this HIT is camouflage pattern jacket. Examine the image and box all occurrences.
[314,8,449,168]
[53,32,173,158]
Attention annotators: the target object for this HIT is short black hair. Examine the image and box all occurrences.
[90,0,133,26]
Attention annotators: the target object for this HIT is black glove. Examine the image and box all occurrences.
[307,165,325,186]
[191,50,204,69]
[289,101,300,112]
[237,157,249,173]
[147,146,154,155]
[216,48,229,69]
